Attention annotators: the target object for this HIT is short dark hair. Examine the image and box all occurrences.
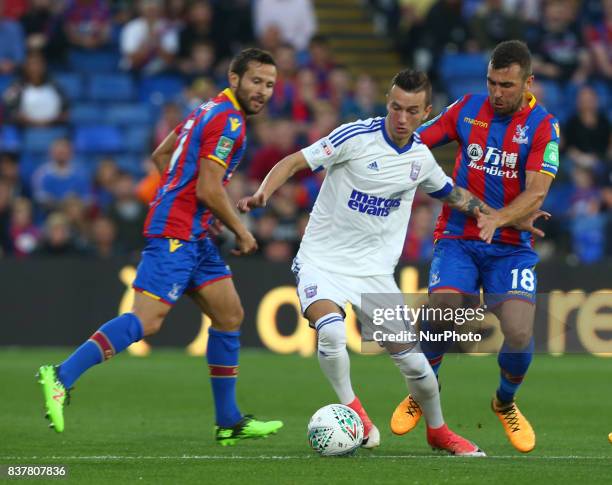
[490,40,532,79]
[229,48,276,78]
[390,69,432,106]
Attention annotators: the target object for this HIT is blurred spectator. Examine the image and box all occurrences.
[291,68,318,122]
[563,85,611,172]
[180,40,216,82]
[248,118,308,182]
[346,73,385,121]
[178,0,213,64]
[36,211,82,256]
[19,0,66,60]
[2,0,27,19]
[0,152,21,195]
[0,0,25,75]
[257,24,283,53]
[62,195,91,248]
[327,65,355,120]
[166,0,187,27]
[417,0,476,81]
[254,0,316,52]
[569,167,606,263]
[502,0,540,24]
[31,138,92,211]
[584,0,612,80]
[88,215,120,258]
[210,0,254,60]
[181,76,217,111]
[2,51,68,126]
[154,101,183,146]
[306,101,338,144]
[120,0,179,75]
[394,0,436,65]
[0,178,12,256]
[305,35,336,98]
[401,204,435,262]
[528,0,590,83]
[469,0,524,51]
[9,196,40,258]
[93,157,119,210]
[62,0,112,50]
[106,171,147,254]
[268,43,298,118]
[135,160,162,204]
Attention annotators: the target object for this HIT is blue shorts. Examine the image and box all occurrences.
[133,237,232,305]
[428,239,539,305]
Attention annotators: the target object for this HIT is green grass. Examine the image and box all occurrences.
[1,349,611,484]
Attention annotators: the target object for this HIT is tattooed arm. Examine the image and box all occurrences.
[440,186,495,217]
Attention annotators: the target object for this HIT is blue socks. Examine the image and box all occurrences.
[420,319,453,377]
[496,338,534,404]
[207,327,242,427]
[58,313,143,388]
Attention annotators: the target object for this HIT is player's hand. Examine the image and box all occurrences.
[237,193,266,213]
[474,207,503,244]
[208,218,224,237]
[513,210,551,238]
[231,230,258,256]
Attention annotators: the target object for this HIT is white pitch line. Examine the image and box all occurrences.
[1,455,610,461]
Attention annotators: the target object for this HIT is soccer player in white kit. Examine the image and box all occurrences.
[239,70,492,455]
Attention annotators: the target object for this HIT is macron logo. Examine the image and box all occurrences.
[347,189,400,217]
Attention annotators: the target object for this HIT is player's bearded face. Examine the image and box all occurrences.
[487,63,532,116]
[233,63,277,115]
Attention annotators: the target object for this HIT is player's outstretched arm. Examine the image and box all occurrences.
[475,171,553,243]
[237,151,309,212]
[197,158,257,255]
[151,130,178,173]
[441,186,495,217]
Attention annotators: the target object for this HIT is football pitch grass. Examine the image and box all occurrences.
[1,349,611,484]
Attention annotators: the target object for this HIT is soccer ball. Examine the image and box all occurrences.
[307,404,364,456]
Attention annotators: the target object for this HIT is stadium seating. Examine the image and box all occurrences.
[70,103,104,125]
[0,74,14,95]
[123,126,151,153]
[68,49,120,73]
[53,72,84,101]
[88,74,135,102]
[0,125,20,152]
[74,125,123,153]
[23,127,70,155]
[139,75,186,105]
[439,53,488,83]
[105,104,152,126]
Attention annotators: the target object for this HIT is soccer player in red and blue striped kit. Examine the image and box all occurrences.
[38,48,284,445]
[391,41,559,453]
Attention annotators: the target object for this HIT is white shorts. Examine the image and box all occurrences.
[291,258,413,341]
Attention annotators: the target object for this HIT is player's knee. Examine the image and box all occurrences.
[391,349,430,380]
[213,305,244,332]
[504,328,532,350]
[138,315,165,336]
[317,317,346,357]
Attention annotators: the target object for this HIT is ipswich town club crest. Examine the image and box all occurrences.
[410,161,422,181]
[305,285,318,298]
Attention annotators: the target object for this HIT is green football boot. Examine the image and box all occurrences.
[215,415,283,446]
[37,365,70,433]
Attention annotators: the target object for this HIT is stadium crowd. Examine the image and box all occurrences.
[0,0,609,264]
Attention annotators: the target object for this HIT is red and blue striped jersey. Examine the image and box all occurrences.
[144,88,247,241]
[417,93,560,247]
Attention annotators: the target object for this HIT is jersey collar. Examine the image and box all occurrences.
[222,88,244,112]
[382,118,414,154]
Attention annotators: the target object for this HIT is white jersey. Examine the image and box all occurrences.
[297,117,453,276]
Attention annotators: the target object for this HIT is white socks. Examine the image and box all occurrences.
[315,313,355,405]
[391,347,444,428]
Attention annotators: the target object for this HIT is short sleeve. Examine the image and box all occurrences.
[418,152,454,198]
[526,116,560,178]
[301,119,379,171]
[416,96,467,148]
[198,110,244,169]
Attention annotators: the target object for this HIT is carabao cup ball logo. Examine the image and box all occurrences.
[467,143,484,161]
